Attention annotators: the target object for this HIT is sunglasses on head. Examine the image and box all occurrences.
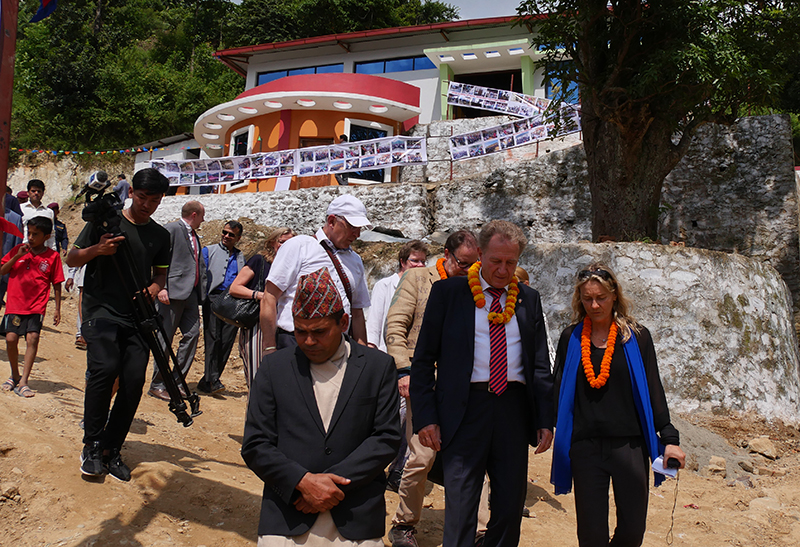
[578,269,613,281]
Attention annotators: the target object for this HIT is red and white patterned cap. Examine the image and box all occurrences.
[292,267,344,319]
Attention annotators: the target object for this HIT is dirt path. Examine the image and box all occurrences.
[0,290,798,546]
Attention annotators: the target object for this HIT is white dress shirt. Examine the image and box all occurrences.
[365,273,400,351]
[471,271,525,384]
[21,202,56,250]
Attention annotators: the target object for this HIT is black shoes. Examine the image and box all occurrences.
[389,525,418,547]
[197,379,225,394]
[103,449,132,482]
[81,443,132,482]
[386,468,402,492]
[80,441,103,477]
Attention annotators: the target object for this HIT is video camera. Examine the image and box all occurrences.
[76,170,125,236]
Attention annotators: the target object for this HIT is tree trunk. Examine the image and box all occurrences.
[581,103,689,242]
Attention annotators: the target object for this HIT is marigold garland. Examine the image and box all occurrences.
[436,257,448,280]
[580,317,618,389]
[467,262,519,324]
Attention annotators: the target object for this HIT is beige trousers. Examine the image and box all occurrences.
[392,398,490,531]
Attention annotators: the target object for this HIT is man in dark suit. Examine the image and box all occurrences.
[411,220,555,547]
[243,267,401,546]
[149,200,207,401]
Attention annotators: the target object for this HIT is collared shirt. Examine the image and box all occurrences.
[267,229,370,332]
[20,202,56,250]
[471,270,525,384]
[180,218,198,256]
[366,272,400,351]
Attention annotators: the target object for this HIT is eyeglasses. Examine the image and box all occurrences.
[407,258,427,265]
[578,269,613,281]
[452,255,475,269]
[222,230,238,237]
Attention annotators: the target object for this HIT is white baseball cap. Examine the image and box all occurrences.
[327,195,372,230]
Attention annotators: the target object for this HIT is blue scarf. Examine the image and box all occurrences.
[550,322,665,495]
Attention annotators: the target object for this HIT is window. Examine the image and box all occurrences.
[354,55,436,75]
[343,119,394,184]
[256,64,344,86]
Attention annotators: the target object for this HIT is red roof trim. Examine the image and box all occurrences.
[214,15,540,58]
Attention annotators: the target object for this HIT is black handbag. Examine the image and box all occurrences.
[211,259,264,329]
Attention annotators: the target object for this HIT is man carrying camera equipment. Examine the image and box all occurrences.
[67,168,172,481]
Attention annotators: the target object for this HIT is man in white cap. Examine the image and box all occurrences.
[261,194,372,354]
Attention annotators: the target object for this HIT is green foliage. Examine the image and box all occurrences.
[223,0,459,48]
[518,1,796,133]
[13,0,458,150]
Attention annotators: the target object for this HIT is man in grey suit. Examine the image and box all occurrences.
[148,200,207,401]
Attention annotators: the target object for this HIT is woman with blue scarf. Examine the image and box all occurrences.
[551,263,685,546]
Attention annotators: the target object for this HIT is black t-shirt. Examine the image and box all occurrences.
[554,324,680,446]
[74,215,171,328]
[244,254,271,290]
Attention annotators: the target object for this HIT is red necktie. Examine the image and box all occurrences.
[486,287,508,395]
[192,230,199,287]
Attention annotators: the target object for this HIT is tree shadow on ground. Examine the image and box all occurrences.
[76,442,260,545]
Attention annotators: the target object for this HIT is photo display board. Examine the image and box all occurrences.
[446,82,581,161]
[150,136,427,186]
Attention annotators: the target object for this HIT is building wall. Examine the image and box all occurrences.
[242,24,547,123]
[214,110,403,193]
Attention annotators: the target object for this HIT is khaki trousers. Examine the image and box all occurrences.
[392,397,490,531]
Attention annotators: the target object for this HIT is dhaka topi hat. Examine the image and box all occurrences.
[326,194,372,230]
[292,267,344,319]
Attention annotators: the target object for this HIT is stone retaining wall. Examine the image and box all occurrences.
[524,242,800,422]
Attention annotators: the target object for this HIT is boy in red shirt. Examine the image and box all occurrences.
[0,216,64,397]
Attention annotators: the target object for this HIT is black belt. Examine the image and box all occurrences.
[277,327,293,336]
[470,381,524,393]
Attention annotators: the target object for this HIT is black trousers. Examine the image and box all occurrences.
[442,383,529,547]
[82,318,150,450]
[202,300,239,384]
[571,436,650,547]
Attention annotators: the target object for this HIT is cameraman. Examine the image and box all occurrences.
[67,168,171,482]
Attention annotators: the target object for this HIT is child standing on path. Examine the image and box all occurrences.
[0,217,64,397]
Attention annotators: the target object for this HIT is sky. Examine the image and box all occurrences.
[449,0,522,20]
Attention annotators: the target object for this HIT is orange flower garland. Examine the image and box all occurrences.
[580,317,618,389]
[436,257,448,280]
[467,262,519,324]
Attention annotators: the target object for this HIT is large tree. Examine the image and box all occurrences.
[519,1,797,241]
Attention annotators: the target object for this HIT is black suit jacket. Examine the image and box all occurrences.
[241,337,401,540]
[410,276,554,450]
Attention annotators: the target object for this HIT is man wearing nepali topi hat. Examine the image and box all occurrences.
[243,267,401,547]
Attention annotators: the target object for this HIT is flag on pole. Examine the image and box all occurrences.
[30,0,57,23]
[0,217,23,239]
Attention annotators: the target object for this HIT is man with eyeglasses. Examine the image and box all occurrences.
[384,230,482,547]
[261,194,372,354]
[199,220,245,394]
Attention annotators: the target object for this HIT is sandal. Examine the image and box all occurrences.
[1,378,16,391]
[14,385,34,398]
